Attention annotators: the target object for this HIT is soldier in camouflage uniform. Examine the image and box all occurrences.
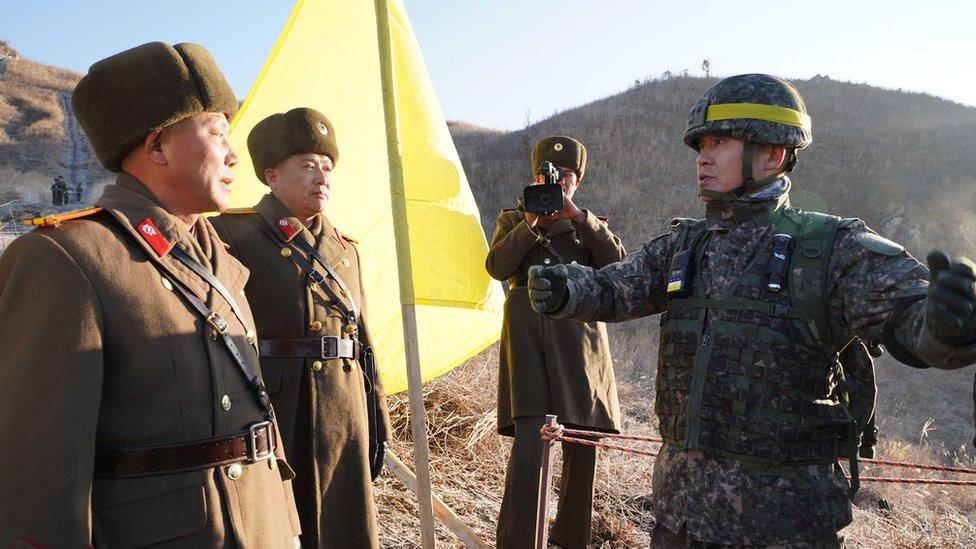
[528,74,976,547]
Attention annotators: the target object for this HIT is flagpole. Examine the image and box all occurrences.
[374,0,436,546]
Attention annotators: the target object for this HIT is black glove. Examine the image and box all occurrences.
[925,251,976,345]
[370,441,385,481]
[528,264,569,313]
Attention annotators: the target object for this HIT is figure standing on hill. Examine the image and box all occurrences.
[0,42,301,547]
[486,136,627,549]
[51,174,66,205]
[211,107,391,549]
[527,74,976,547]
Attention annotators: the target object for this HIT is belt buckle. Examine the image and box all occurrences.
[320,336,339,359]
[247,421,274,462]
[207,312,229,334]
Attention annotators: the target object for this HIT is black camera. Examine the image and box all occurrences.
[517,161,564,215]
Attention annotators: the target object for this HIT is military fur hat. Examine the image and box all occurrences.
[72,42,238,172]
[531,136,587,180]
[683,74,812,151]
[247,108,338,185]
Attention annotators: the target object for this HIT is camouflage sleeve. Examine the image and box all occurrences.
[572,210,627,268]
[830,222,976,369]
[551,230,672,322]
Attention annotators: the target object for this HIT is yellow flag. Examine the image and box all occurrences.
[228,0,505,394]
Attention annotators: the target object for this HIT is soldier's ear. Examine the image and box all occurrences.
[765,146,787,172]
[144,128,168,166]
[265,167,278,189]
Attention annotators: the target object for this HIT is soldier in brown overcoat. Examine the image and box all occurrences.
[211,108,392,549]
[486,136,627,549]
[0,42,301,547]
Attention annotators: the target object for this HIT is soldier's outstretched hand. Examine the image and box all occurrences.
[528,264,569,313]
[926,251,976,345]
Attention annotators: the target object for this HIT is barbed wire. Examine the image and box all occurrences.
[547,426,976,486]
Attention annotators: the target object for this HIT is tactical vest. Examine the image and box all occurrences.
[658,208,859,467]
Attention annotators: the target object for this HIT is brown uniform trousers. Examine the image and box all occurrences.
[0,174,300,548]
[486,209,626,548]
[213,193,392,549]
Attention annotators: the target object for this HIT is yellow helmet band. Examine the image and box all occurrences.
[706,103,811,130]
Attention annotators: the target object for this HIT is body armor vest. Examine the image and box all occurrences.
[657,209,857,466]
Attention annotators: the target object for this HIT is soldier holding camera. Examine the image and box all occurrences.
[486,136,626,549]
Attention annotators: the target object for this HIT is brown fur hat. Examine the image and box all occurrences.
[247,108,338,184]
[72,42,238,172]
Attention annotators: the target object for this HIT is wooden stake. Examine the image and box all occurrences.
[373,0,437,544]
[385,450,491,549]
[401,304,437,548]
[535,415,558,549]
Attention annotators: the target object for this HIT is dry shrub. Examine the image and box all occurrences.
[2,57,82,92]
[375,347,506,547]
[0,167,49,206]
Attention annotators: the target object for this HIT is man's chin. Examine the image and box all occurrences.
[311,197,329,212]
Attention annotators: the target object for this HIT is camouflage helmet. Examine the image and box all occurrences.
[683,74,812,151]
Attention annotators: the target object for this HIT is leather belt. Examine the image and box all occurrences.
[94,421,276,478]
[258,336,357,360]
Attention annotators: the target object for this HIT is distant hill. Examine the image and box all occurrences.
[0,46,108,219]
[450,75,976,261]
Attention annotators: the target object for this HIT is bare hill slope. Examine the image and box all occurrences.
[0,47,108,220]
[456,75,976,261]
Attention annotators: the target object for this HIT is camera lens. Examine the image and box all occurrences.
[538,194,553,206]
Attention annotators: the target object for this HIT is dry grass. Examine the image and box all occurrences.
[0,57,82,176]
[374,335,976,547]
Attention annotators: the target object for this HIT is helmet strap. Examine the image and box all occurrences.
[741,141,754,189]
[783,148,798,173]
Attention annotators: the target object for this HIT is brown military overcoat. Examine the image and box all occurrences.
[486,209,626,435]
[0,174,300,548]
[212,193,392,549]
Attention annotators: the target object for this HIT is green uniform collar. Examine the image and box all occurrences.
[704,177,791,230]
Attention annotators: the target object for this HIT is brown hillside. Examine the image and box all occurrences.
[0,57,82,173]
[456,75,976,261]
[0,51,110,222]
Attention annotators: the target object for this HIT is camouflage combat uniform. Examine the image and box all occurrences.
[549,179,976,545]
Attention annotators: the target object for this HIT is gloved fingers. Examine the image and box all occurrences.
[552,264,569,279]
[529,290,553,303]
[528,265,545,279]
[949,257,976,281]
[530,297,552,312]
[528,276,552,292]
[936,270,976,299]
[927,250,952,278]
[929,286,975,316]
[927,306,966,331]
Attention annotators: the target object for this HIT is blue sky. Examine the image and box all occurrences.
[3,1,974,130]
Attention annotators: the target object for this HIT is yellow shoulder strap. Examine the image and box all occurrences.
[23,207,104,227]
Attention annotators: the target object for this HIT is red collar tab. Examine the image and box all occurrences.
[276,217,300,240]
[333,227,347,250]
[136,217,171,257]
